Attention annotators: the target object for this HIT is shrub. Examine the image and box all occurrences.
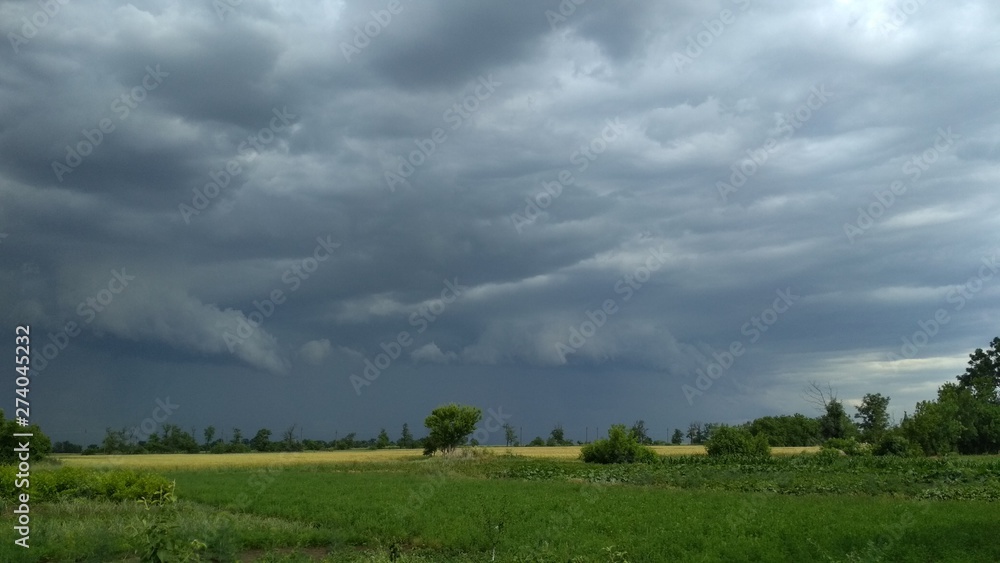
[822,437,868,456]
[581,424,658,464]
[705,426,771,459]
[0,466,172,503]
[874,433,916,457]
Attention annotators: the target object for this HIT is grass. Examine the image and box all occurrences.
[4,451,998,561]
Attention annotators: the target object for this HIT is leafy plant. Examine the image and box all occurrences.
[705,425,771,459]
[581,424,657,464]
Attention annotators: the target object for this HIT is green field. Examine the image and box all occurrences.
[3,451,1000,562]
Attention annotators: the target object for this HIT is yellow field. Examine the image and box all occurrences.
[54,445,820,470]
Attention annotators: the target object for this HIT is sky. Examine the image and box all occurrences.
[2,0,999,445]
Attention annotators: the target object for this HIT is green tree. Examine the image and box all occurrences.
[423,404,482,455]
[546,424,572,446]
[528,436,545,447]
[503,423,517,447]
[281,425,302,451]
[581,424,657,464]
[705,425,771,458]
[901,395,962,455]
[745,414,822,446]
[397,423,415,449]
[160,424,199,453]
[250,428,272,452]
[203,425,216,449]
[376,428,391,449]
[230,427,243,445]
[629,420,652,445]
[670,428,683,445]
[686,422,705,444]
[957,336,1000,401]
[854,393,891,443]
[0,410,52,464]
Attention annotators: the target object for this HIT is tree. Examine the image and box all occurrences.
[503,423,517,447]
[231,427,243,445]
[376,428,391,449]
[281,425,302,451]
[528,436,545,447]
[546,424,572,446]
[334,432,356,450]
[686,422,704,444]
[398,423,415,449]
[957,336,1000,402]
[423,404,482,455]
[855,393,891,443]
[250,428,272,452]
[807,382,857,440]
[629,420,652,445]
[705,425,770,458]
[0,410,52,463]
[581,424,657,464]
[745,414,822,447]
[670,429,684,445]
[203,425,216,449]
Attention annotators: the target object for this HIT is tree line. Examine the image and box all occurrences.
[37,336,1000,458]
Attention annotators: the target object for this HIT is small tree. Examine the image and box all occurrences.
[670,429,684,445]
[546,424,572,446]
[629,420,652,445]
[398,423,415,449]
[423,404,482,455]
[376,428,391,449]
[528,436,545,447]
[581,424,657,464]
[250,428,272,452]
[855,393,891,443]
[705,425,770,458]
[503,423,517,447]
[203,425,216,449]
[231,427,243,445]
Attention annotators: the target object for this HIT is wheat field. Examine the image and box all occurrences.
[54,445,820,469]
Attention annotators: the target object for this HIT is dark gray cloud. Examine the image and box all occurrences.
[2,0,999,443]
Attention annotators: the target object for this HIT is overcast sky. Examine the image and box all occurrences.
[2,0,999,445]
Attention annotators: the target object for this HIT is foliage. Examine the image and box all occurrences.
[872,432,915,457]
[628,420,652,445]
[130,481,207,563]
[745,414,821,447]
[819,399,857,440]
[251,428,273,452]
[670,429,683,445]
[580,424,658,464]
[376,428,392,449]
[546,424,573,446]
[423,404,482,455]
[527,436,545,447]
[822,437,868,456]
[854,393,891,444]
[705,425,771,458]
[0,410,51,464]
[503,423,518,447]
[0,466,173,503]
[397,423,416,449]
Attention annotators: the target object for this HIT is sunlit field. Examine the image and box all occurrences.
[54,445,821,470]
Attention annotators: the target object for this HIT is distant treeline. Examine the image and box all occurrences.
[34,336,1000,459]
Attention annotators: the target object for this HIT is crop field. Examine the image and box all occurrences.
[52,445,820,470]
[4,451,1000,562]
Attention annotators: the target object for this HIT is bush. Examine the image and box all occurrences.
[0,466,172,503]
[581,424,658,464]
[822,437,869,456]
[705,426,771,459]
[874,433,916,457]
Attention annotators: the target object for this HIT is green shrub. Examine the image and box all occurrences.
[704,426,771,459]
[873,433,916,457]
[822,437,869,456]
[581,424,658,464]
[0,466,172,503]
